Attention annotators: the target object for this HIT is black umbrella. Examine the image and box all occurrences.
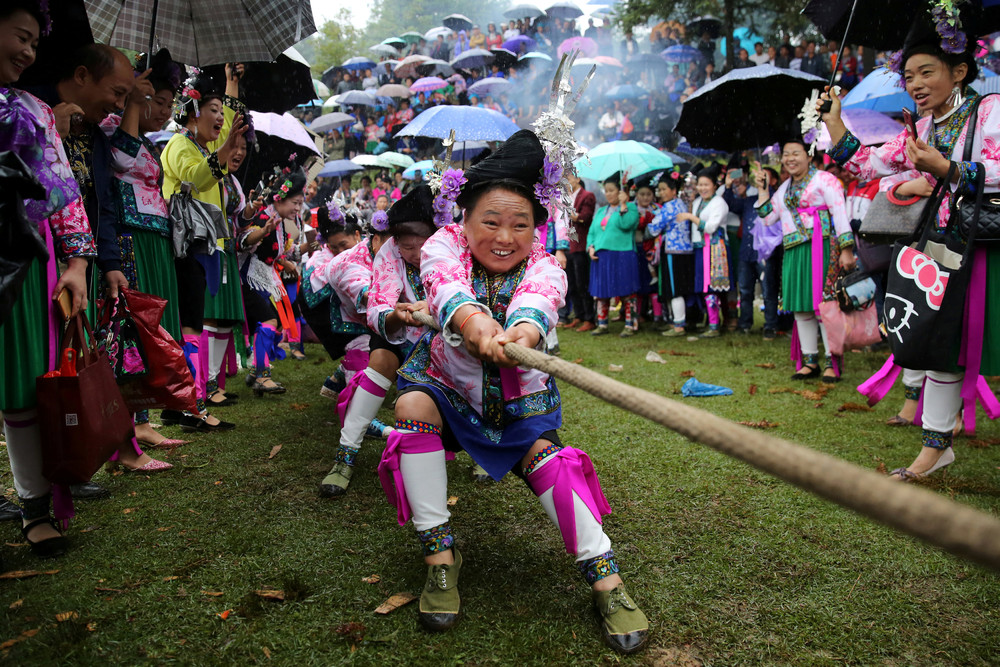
[443,14,473,32]
[686,15,722,40]
[16,0,95,88]
[490,48,519,69]
[675,65,826,152]
[203,47,314,114]
[320,65,343,90]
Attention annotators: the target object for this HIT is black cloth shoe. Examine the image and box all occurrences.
[70,481,110,500]
[159,409,184,426]
[180,414,236,432]
[21,517,67,559]
[0,499,21,521]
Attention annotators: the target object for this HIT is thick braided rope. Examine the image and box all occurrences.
[411,310,1000,571]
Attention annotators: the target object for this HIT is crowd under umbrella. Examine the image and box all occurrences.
[309,112,356,133]
[451,48,496,70]
[394,54,431,78]
[816,108,903,150]
[370,43,399,57]
[546,0,584,20]
[469,77,513,97]
[675,65,826,152]
[443,14,474,32]
[505,3,545,18]
[661,44,701,64]
[402,160,436,180]
[85,0,317,66]
[237,110,321,195]
[574,140,674,182]
[376,83,412,98]
[416,59,455,78]
[382,36,407,48]
[503,35,537,53]
[320,65,341,89]
[318,159,364,178]
[558,36,598,57]
[686,15,722,39]
[396,105,521,142]
[425,26,453,42]
[605,84,649,100]
[840,67,915,113]
[202,46,314,114]
[410,77,449,94]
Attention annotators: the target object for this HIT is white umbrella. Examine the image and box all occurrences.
[370,43,400,57]
[425,26,454,42]
[377,152,416,168]
[310,112,355,133]
[249,111,320,156]
[351,154,383,167]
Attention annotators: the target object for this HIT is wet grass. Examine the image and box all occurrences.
[2,323,999,665]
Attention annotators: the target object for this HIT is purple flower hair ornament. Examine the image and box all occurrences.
[327,202,345,225]
[36,0,52,36]
[534,156,564,217]
[371,210,389,232]
[432,168,466,228]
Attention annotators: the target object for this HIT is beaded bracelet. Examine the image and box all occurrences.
[459,310,486,332]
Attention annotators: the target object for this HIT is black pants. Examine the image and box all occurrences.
[175,255,206,331]
[565,251,595,322]
[301,300,363,362]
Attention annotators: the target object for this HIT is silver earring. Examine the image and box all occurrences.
[948,85,964,109]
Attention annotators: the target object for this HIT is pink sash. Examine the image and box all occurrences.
[527,448,611,554]
[957,247,1000,434]
[797,205,829,312]
[378,432,444,526]
[336,371,387,426]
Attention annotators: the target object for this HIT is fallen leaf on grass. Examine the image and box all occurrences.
[0,628,40,651]
[737,420,781,429]
[55,611,78,622]
[156,526,173,532]
[9,599,22,610]
[665,350,696,357]
[0,570,58,580]
[290,403,309,411]
[838,402,873,413]
[769,387,796,394]
[94,587,124,593]
[749,384,758,395]
[875,462,888,475]
[254,589,285,602]
[214,481,223,485]
[679,370,696,378]
[200,591,224,597]
[800,389,828,401]
[446,496,458,506]
[361,574,381,584]
[374,592,418,614]
[78,526,98,533]
[573,358,583,364]
[967,438,1000,449]
[335,622,366,644]
[3,543,26,548]
[122,508,135,514]
[268,445,282,459]
[163,576,180,582]
[607,364,623,372]
[262,647,272,659]
[217,609,232,620]
[645,351,666,364]
[86,622,97,632]
[755,363,776,369]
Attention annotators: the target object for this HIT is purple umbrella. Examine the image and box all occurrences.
[817,108,903,149]
[410,76,449,93]
[558,36,598,57]
[503,35,537,54]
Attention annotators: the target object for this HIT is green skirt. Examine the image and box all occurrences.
[0,257,50,411]
[125,230,182,341]
[204,250,244,322]
[782,238,831,313]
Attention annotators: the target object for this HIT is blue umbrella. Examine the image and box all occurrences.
[503,35,536,53]
[720,27,764,57]
[574,141,673,181]
[318,160,364,178]
[342,56,377,71]
[661,44,701,64]
[841,67,915,113]
[438,141,490,161]
[605,84,649,100]
[396,105,520,141]
[338,90,377,107]
[402,159,436,180]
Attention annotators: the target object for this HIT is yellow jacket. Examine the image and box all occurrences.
[160,104,235,209]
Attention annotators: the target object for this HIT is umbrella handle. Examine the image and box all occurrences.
[823,0,860,110]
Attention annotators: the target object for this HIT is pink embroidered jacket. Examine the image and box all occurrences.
[756,169,853,250]
[326,237,375,328]
[367,238,427,348]
[418,224,566,413]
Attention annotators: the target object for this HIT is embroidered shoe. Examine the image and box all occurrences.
[320,376,345,400]
[593,583,649,654]
[419,549,462,632]
[319,461,354,497]
[365,419,393,439]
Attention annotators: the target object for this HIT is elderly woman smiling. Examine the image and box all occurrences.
[377,130,649,654]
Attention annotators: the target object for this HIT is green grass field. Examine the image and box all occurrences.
[3,323,999,665]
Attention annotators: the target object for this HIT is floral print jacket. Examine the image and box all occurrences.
[367,237,427,350]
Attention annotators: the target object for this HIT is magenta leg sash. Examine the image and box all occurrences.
[857,355,902,407]
[527,447,612,554]
[337,370,387,426]
[790,321,802,371]
[957,247,1000,435]
[377,431,443,526]
[342,349,369,373]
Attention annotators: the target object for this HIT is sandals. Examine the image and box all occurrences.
[790,364,820,381]
[22,517,68,559]
[886,415,912,427]
[890,447,955,482]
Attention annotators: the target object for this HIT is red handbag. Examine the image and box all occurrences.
[36,314,134,485]
[116,288,198,413]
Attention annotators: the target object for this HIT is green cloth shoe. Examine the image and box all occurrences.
[419,549,462,631]
[593,583,649,654]
[661,327,686,337]
[619,328,636,338]
[590,325,609,336]
[700,328,720,338]
[319,460,353,497]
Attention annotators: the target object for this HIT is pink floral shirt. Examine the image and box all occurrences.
[326,237,375,328]
[367,238,427,347]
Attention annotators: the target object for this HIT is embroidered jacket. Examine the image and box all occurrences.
[689,194,729,248]
[367,238,427,351]
[400,224,565,417]
[101,115,169,237]
[755,167,853,250]
[325,236,375,331]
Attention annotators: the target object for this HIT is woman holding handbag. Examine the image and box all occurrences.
[0,1,95,556]
[160,70,247,431]
[820,6,1000,480]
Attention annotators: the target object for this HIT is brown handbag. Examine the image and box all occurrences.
[858,182,928,245]
[36,313,134,485]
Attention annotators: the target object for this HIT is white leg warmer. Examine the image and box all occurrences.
[671,296,686,325]
[399,445,451,532]
[922,371,964,434]
[795,312,819,355]
[902,368,926,390]
[3,409,49,500]
[340,368,393,449]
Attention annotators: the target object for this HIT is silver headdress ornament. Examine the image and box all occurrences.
[428,130,466,228]
[175,68,203,119]
[531,50,595,235]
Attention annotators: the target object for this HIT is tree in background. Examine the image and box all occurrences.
[616,0,813,71]
[299,10,363,77]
